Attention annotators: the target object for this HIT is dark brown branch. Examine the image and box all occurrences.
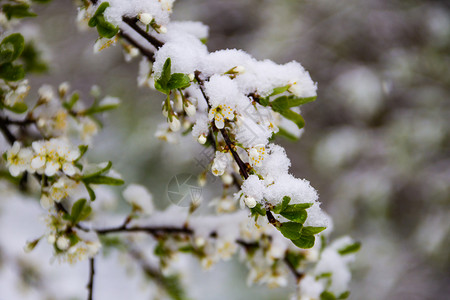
[0,115,18,144]
[120,31,155,61]
[96,225,193,235]
[87,258,95,300]
[122,16,164,50]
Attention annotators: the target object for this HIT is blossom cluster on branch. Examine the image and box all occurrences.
[0,1,359,299]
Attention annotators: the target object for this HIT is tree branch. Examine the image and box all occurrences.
[87,258,95,300]
[122,16,164,50]
[119,31,155,61]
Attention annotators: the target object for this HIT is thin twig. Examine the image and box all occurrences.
[122,16,164,50]
[87,258,95,300]
[120,31,155,61]
[96,225,193,235]
[0,115,18,144]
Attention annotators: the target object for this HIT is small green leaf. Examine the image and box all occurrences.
[320,291,337,300]
[292,234,315,249]
[155,58,172,94]
[3,4,37,20]
[82,161,112,179]
[70,199,91,224]
[259,97,270,107]
[83,175,124,186]
[338,291,350,299]
[338,242,361,255]
[250,203,266,217]
[63,92,80,110]
[277,222,303,240]
[275,127,299,141]
[5,102,28,114]
[283,202,313,212]
[271,95,316,110]
[270,85,290,97]
[279,109,305,129]
[84,182,96,201]
[273,196,291,214]
[167,73,191,90]
[302,226,326,235]
[88,2,110,27]
[280,209,307,223]
[0,62,25,81]
[84,103,119,115]
[68,232,79,246]
[0,33,25,64]
[96,15,119,39]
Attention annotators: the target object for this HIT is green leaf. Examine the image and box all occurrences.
[83,175,124,186]
[275,127,299,141]
[63,92,80,110]
[5,102,27,114]
[283,202,313,212]
[88,2,110,27]
[70,199,91,224]
[84,103,119,115]
[2,4,37,20]
[68,232,79,246]
[0,33,25,64]
[292,234,315,249]
[272,196,291,214]
[167,73,191,90]
[155,58,172,94]
[338,291,350,299]
[271,95,316,110]
[338,242,361,255]
[82,161,112,179]
[0,63,25,81]
[302,226,326,235]
[259,97,270,107]
[250,203,266,217]
[277,222,303,240]
[270,85,290,97]
[278,109,305,129]
[95,15,119,39]
[280,209,307,223]
[320,291,337,300]
[84,182,96,201]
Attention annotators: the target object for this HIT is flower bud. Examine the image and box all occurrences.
[168,116,181,131]
[138,13,153,25]
[24,238,40,253]
[56,236,70,251]
[244,196,257,208]
[157,25,167,34]
[233,65,245,74]
[184,102,196,117]
[221,173,233,185]
[188,73,195,81]
[197,134,207,144]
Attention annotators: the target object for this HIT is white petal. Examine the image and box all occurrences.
[40,195,53,209]
[31,156,45,170]
[9,165,21,177]
[215,114,224,129]
[63,163,76,176]
[45,161,60,176]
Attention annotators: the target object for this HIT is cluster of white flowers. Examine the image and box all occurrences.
[5,138,80,177]
[0,1,358,298]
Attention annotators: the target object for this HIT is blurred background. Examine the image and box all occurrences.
[1,0,449,299]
